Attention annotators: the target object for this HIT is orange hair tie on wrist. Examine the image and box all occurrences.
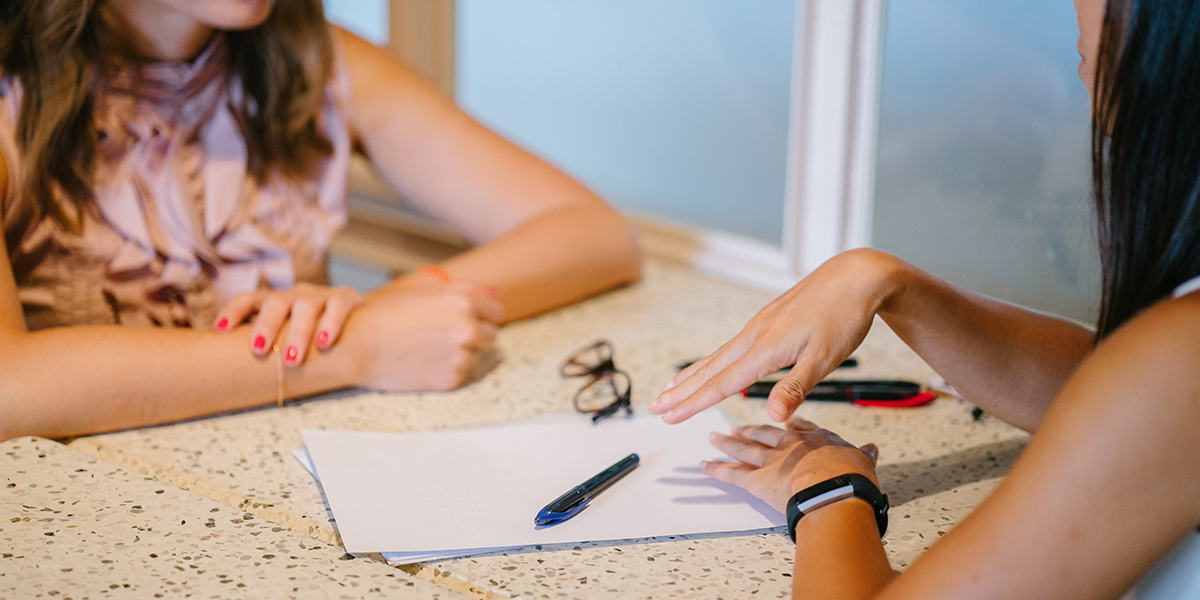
[415,264,451,283]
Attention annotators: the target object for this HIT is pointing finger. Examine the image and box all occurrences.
[661,353,764,424]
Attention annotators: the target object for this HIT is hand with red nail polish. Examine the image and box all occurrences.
[213,282,364,363]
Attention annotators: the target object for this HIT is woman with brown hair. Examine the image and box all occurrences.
[0,0,641,440]
[652,0,1200,597]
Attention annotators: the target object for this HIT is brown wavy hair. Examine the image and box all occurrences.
[0,0,334,233]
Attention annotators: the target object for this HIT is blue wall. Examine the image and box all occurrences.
[324,0,389,45]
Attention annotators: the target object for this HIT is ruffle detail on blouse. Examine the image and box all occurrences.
[11,32,355,329]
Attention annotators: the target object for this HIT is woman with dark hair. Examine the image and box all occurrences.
[0,0,641,440]
[650,0,1200,597]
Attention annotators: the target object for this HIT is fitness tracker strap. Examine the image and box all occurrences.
[785,473,888,541]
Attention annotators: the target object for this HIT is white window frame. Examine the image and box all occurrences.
[642,0,885,291]
[334,0,888,288]
[785,0,885,278]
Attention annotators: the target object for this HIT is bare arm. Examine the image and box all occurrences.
[0,246,502,439]
[0,142,350,438]
[704,294,1200,599]
[652,249,1093,432]
[879,294,1200,599]
[0,148,501,439]
[877,254,1094,431]
[0,219,355,439]
[337,27,642,322]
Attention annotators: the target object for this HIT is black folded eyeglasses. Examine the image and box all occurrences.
[561,340,632,423]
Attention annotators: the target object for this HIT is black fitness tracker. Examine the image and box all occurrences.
[785,473,889,541]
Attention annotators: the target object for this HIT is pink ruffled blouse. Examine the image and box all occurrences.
[0,35,352,330]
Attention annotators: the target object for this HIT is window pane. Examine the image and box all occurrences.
[871,0,1099,322]
[324,0,389,46]
[457,0,796,245]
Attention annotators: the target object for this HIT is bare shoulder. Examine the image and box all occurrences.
[325,23,449,140]
[896,296,1200,600]
[1065,292,1200,427]
[1096,292,1200,380]
[328,23,424,86]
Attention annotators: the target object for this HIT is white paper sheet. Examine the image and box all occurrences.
[293,447,493,563]
[300,410,784,556]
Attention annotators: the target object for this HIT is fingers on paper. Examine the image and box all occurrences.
[732,424,788,448]
[700,459,755,489]
[708,431,771,467]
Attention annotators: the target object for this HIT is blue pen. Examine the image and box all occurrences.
[534,453,640,526]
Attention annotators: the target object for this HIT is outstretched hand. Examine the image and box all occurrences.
[649,249,902,424]
[702,418,879,513]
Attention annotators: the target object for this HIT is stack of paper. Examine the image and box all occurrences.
[295,410,785,564]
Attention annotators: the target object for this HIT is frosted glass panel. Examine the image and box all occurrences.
[457,0,796,245]
[872,0,1100,322]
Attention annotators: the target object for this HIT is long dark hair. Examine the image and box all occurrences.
[1093,0,1200,339]
[0,0,334,233]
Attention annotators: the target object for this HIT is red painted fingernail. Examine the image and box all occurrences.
[285,346,298,364]
[253,335,266,351]
[316,331,329,347]
[215,317,229,331]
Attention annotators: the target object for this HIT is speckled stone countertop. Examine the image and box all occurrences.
[57,258,1029,599]
[1,436,462,599]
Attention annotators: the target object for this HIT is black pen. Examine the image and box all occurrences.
[743,380,936,408]
[534,453,640,526]
[675,357,858,372]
